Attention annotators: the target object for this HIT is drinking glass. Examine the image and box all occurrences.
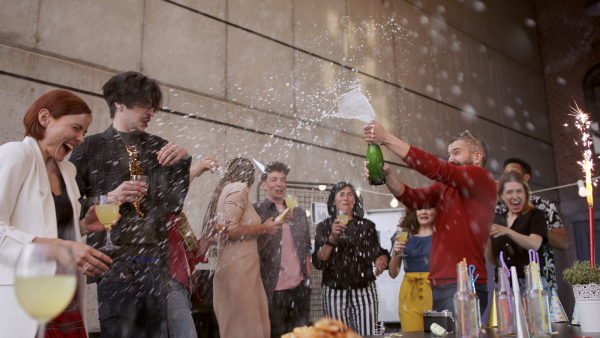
[336,210,350,239]
[284,194,297,225]
[395,226,409,257]
[94,195,120,252]
[284,194,297,210]
[131,174,148,185]
[14,243,77,338]
[373,322,386,335]
[214,212,227,234]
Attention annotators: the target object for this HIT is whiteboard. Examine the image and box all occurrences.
[365,208,406,323]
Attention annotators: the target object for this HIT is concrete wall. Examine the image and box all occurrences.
[0,0,556,330]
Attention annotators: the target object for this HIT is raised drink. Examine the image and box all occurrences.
[284,195,297,209]
[95,204,119,228]
[395,231,408,242]
[336,214,349,225]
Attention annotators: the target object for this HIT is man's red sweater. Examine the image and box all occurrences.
[396,146,496,287]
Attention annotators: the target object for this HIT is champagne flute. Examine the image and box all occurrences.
[14,243,77,338]
[95,195,120,252]
[395,226,409,257]
[336,210,350,239]
[284,194,297,225]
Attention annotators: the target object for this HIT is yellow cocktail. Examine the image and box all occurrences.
[395,231,408,242]
[285,195,297,209]
[96,204,119,229]
[15,275,76,324]
[336,214,349,225]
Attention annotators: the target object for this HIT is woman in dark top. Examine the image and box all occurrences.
[388,208,434,331]
[486,171,547,282]
[312,182,390,336]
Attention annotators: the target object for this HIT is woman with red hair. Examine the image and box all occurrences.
[0,90,112,337]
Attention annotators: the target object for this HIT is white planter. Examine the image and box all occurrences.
[573,283,600,332]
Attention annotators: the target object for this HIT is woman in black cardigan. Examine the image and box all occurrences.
[312,182,390,335]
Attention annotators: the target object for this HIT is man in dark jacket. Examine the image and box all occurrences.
[70,71,191,337]
[253,161,312,338]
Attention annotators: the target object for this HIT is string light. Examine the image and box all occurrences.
[578,180,589,197]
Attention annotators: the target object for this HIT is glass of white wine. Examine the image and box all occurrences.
[94,195,120,252]
[214,212,227,234]
[14,242,77,338]
[284,194,297,209]
[395,226,409,257]
[336,210,350,239]
[284,194,297,225]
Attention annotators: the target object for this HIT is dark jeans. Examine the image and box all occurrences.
[97,258,167,338]
[432,283,488,317]
[269,283,311,338]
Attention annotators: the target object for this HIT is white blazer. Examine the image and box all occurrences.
[0,137,87,337]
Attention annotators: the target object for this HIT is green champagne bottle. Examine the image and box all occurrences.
[366,143,386,185]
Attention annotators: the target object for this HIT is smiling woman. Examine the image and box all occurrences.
[312,182,391,336]
[388,208,434,331]
[23,90,91,139]
[486,171,548,283]
[0,89,112,338]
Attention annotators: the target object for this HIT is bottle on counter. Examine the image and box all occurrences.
[453,262,479,338]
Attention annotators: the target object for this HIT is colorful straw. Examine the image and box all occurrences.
[529,249,548,331]
[499,251,513,314]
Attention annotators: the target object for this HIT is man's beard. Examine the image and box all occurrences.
[451,159,473,166]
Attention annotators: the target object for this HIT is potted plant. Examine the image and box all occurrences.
[563,260,600,332]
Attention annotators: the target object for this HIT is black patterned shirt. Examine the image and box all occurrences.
[495,195,564,290]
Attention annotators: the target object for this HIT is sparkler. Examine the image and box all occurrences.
[570,102,596,266]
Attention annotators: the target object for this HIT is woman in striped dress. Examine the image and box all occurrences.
[312,182,390,336]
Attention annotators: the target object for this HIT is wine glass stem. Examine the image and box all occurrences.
[37,323,46,338]
[105,227,114,246]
